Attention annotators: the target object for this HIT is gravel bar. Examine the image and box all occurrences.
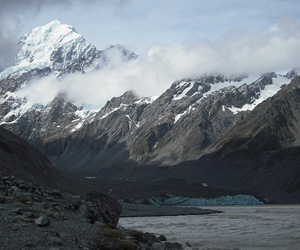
[120,202,222,217]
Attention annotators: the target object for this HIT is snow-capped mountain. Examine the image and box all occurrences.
[0,20,136,137]
[0,20,300,203]
[1,19,94,80]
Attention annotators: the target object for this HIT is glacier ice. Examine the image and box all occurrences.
[135,194,264,206]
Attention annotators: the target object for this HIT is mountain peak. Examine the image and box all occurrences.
[0,20,97,80]
[15,19,88,68]
[47,18,63,26]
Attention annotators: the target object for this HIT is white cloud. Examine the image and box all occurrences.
[17,75,60,106]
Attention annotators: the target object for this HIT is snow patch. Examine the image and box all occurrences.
[228,74,290,114]
[174,106,193,123]
[201,75,260,100]
[85,176,97,179]
[69,121,84,133]
[135,96,158,105]
[173,81,194,100]
[100,107,120,119]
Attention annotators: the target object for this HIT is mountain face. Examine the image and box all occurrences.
[0,20,300,203]
[175,76,300,203]
[0,20,136,151]
[37,72,293,172]
[0,125,92,195]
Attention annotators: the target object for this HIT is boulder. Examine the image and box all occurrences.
[35,215,50,226]
[164,242,183,250]
[85,191,122,226]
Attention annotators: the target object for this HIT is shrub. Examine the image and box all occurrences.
[127,229,147,243]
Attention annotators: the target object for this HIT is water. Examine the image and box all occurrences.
[119,205,300,250]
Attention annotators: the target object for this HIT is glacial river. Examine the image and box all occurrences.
[119,205,300,250]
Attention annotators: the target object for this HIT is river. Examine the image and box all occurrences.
[119,205,300,250]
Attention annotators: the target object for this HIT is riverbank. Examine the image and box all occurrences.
[120,205,300,250]
[120,202,221,217]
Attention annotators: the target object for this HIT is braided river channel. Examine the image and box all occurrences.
[119,205,300,250]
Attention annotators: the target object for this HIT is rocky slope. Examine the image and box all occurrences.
[139,76,300,204]
[0,175,187,250]
[0,126,188,249]
[0,125,88,195]
[38,72,293,173]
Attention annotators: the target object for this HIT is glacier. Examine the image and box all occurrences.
[134,194,264,206]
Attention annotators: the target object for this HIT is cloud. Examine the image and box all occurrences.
[17,75,60,106]
[15,15,300,110]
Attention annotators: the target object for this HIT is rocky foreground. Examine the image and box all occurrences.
[0,175,190,249]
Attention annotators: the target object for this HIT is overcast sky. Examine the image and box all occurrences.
[1,0,300,57]
[1,0,300,107]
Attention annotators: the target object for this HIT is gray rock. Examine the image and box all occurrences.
[9,185,21,193]
[23,212,37,218]
[46,197,56,202]
[53,212,66,221]
[152,242,166,250]
[11,208,25,215]
[50,189,62,197]
[48,236,63,246]
[158,235,167,241]
[15,179,25,185]
[25,237,40,247]
[35,215,50,226]
[164,242,182,250]
[85,191,122,226]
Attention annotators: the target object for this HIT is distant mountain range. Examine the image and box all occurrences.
[0,20,299,204]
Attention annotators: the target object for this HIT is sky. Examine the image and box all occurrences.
[1,0,300,108]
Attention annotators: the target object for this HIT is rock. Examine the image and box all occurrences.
[49,189,62,197]
[85,191,122,226]
[186,242,192,247]
[46,197,56,202]
[164,242,182,250]
[9,185,21,193]
[15,179,25,185]
[34,189,42,196]
[0,195,7,203]
[11,208,25,215]
[35,215,50,226]
[53,212,66,221]
[23,212,37,218]
[158,235,167,241]
[32,203,45,210]
[144,233,160,245]
[206,249,240,250]
[152,242,166,250]
[48,236,63,246]
[25,237,40,247]
[64,197,81,210]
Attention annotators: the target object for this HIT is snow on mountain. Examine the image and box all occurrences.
[0,20,138,133]
[0,19,97,80]
[1,19,300,174]
[228,74,291,114]
[170,72,295,124]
